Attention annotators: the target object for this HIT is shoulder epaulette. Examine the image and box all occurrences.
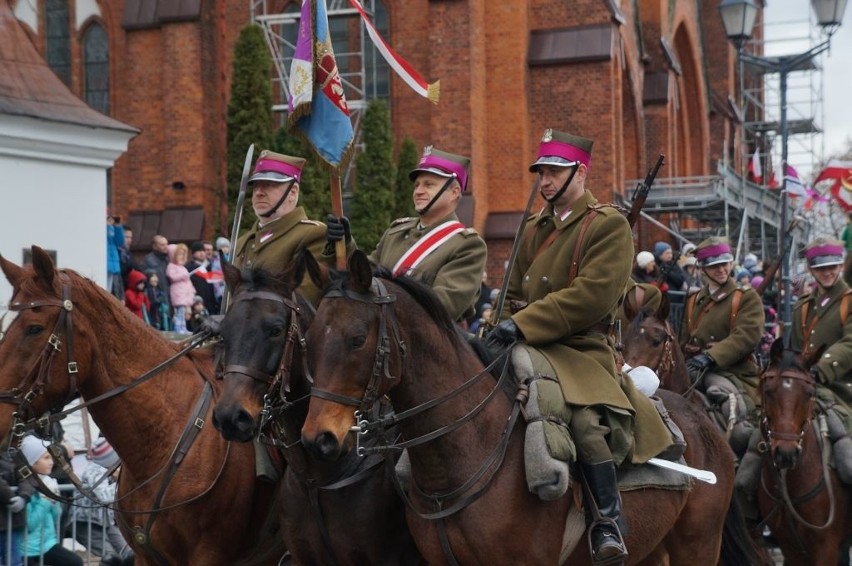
[300,219,322,226]
[462,227,478,236]
[391,217,414,226]
[738,284,752,291]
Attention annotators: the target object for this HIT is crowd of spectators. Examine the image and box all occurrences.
[106,217,231,334]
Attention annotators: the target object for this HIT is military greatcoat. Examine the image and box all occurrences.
[792,280,852,408]
[507,190,671,464]
[234,206,334,305]
[680,277,764,397]
[368,212,487,322]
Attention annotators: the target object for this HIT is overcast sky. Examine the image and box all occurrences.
[762,1,852,178]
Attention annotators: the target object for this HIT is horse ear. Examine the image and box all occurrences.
[30,246,56,290]
[295,248,328,290]
[222,259,241,293]
[348,250,373,293]
[0,253,23,289]
[656,291,670,321]
[769,338,785,366]
[803,344,825,369]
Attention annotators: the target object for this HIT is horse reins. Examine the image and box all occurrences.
[758,369,837,532]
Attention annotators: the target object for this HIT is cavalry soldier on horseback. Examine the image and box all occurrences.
[681,237,763,457]
[329,146,487,322]
[232,150,354,305]
[486,129,679,564]
[790,239,852,473]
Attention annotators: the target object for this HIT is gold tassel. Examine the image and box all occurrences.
[427,80,440,105]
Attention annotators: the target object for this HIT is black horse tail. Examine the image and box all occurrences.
[717,496,774,566]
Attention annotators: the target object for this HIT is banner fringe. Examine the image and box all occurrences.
[427,81,440,105]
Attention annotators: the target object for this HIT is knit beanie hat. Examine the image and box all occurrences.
[636,251,655,269]
[654,241,672,257]
[20,435,49,466]
[215,237,230,251]
[91,437,120,469]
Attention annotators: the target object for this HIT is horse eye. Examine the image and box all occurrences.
[351,335,366,349]
[26,325,44,336]
[269,326,284,338]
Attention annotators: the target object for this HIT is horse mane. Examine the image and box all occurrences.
[237,266,295,296]
[323,264,462,347]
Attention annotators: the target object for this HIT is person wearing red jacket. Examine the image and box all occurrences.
[124,269,151,322]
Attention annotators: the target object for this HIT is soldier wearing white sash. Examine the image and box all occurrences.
[364,147,487,322]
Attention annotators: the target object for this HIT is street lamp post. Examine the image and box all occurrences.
[718,0,847,346]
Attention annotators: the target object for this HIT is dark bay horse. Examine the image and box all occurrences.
[621,295,692,395]
[756,340,852,565]
[298,250,738,565]
[210,259,421,565]
[0,247,280,565]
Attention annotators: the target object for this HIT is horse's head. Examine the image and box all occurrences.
[300,250,416,462]
[622,293,673,372]
[0,247,91,443]
[211,250,319,442]
[760,338,817,470]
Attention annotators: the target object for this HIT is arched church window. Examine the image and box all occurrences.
[46,0,71,85]
[84,24,110,114]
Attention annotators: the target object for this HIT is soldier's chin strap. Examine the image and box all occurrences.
[258,180,297,219]
[541,165,579,204]
[416,176,456,218]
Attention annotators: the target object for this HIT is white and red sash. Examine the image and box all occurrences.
[392,220,465,277]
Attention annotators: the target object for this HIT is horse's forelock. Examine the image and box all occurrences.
[778,349,805,373]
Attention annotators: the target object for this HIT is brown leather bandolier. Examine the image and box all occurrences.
[683,288,744,357]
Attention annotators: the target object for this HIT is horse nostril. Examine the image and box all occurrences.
[212,406,257,442]
[304,431,341,462]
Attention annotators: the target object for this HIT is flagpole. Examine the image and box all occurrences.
[331,174,347,270]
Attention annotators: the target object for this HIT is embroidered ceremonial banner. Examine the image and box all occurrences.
[287,0,354,171]
[392,221,465,277]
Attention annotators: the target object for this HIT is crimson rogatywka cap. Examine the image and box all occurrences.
[408,146,471,192]
[804,237,845,268]
[529,128,593,172]
[248,150,306,184]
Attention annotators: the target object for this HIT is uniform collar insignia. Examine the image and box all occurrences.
[259,231,273,244]
[820,295,831,308]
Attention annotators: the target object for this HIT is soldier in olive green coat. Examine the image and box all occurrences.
[487,129,675,564]
[681,237,764,456]
[364,147,486,323]
[791,238,852,431]
[233,150,354,306]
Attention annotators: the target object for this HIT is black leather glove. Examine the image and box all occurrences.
[326,214,352,245]
[686,353,715,382]
[199,314,224,336]
[485,318,523,348]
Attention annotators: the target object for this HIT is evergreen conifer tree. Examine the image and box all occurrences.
[225,24,274,233]
[349,100,395,250]
[394,137,419,219]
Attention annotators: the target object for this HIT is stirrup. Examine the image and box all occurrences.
[587,517,628,566]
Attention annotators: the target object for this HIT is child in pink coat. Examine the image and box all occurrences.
[166,243,195,334]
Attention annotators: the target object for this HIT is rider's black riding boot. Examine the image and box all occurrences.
[582,461,628,565]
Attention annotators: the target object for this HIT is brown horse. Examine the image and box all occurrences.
[621,294,692,395]
[756,340,852,565]
[0,247,280,566]
[297,250,741,565]
[210,258,421,565]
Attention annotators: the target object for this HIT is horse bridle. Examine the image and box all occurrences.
[219,289,312,442]
[309,278,407,423]
[639,318,676,379]
[758,366,838,532]
[0,273,79,444]
[759,368,816,456]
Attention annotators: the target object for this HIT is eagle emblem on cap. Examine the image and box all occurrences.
[542,129,553,142]
[422,145,433,156]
